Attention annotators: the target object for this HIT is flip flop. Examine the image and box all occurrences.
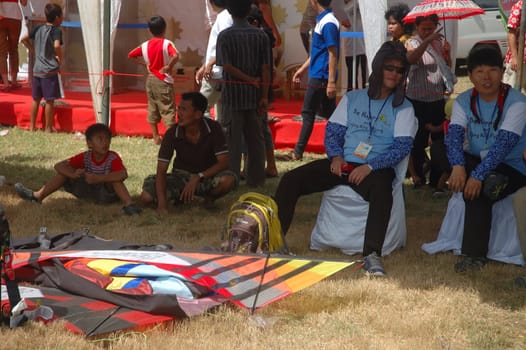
[276,151,302,161]
[267,115,281,123]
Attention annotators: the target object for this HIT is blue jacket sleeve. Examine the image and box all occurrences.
[368,136,414,170]
[325,121,346,160]
[471,129,520,180]
[446,124,465,167]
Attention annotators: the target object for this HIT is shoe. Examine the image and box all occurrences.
[454,256,488,273]
[363,252,385,277]
[432,188,449,197]
[122,204,142,216]
[276,151,302,161]
[267,115,281,123]
[513,276,526,288]
[14,183,38,202]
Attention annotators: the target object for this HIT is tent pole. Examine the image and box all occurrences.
[101,0,111,125]
[516,0,526,92]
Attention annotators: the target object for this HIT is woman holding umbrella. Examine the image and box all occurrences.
[405,14,452,189]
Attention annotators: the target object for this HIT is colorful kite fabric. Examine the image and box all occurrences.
[12,249,356,310]
[6,231,357,336]
[2,284,223,337]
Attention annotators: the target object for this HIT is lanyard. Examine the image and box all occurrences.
[368,95,390,140]
[476,95,498,148]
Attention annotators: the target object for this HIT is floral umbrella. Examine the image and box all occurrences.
[403,0,485,23]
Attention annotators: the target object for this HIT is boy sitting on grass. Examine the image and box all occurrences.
[14,123,141,215]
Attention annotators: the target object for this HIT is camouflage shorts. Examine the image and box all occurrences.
[142,169,237,204]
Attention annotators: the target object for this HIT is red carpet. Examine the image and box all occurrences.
[0,87,326,154]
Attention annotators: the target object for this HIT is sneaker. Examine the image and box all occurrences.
[513,276,526,288]
[454,256,488,273]
[432,188,448,197]
[363,252,385,276]
[122,204,142,216]
[14,183,38,202]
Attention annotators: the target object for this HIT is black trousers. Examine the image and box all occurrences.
[408,98,445,183]
[274,159,395,255]
[461,153,526,257]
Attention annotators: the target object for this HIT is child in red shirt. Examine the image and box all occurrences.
[128,16,179,145]
[15,123,140,215]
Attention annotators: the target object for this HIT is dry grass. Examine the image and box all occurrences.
[2,76,526,349]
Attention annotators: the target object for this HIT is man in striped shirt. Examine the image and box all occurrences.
[14,123,141,215]
[216,0,271,187]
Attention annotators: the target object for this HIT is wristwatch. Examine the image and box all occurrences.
[198,172,205,181]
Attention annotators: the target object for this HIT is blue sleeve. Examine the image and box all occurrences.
[446,124,465,167]
[471,129,520,180]
[368,136,414,170]
[325,121,346,160]
[322,23,339,48]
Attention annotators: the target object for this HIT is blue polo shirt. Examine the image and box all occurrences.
[309,8,340,80]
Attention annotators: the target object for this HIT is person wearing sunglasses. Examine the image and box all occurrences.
[274,41,417,276]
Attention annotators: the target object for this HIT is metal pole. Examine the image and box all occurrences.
[516,0,526,92]
[101,0,111,125]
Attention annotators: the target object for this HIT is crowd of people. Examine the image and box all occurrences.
[7,0,526,280]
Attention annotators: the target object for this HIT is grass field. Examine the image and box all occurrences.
[1,123,526,350]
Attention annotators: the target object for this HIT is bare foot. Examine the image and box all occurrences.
[45,127,57,133]
[153,136,162,145]
[265,168,278,178]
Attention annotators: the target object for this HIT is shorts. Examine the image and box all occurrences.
[64,178,118,204]
[142,169,238,204]
[146,74,176,127]
[32,75,61,101]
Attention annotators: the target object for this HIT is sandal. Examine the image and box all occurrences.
[276,151,302,161]
[267,115,281,123]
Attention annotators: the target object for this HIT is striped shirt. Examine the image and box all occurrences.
[68,151,125,174]
[406,35,445,102]
[216,20,270,111]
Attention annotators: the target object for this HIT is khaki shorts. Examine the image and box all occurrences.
[146,74,176,127]
[142,169,238,204]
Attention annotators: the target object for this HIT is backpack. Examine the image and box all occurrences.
[223,192,288,254]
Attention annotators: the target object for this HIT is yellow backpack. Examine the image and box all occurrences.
[223,192,288,254]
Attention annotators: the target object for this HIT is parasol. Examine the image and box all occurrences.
[403,0,485,24]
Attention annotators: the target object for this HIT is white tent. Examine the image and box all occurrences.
[27,0,504,125]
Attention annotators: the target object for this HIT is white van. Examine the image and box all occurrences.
[456,0,508,69]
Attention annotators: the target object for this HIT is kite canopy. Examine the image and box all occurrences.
[3,232,357,336]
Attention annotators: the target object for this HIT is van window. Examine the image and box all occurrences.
[472,0,499,10]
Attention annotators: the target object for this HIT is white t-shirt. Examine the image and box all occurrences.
[204,9,233,64]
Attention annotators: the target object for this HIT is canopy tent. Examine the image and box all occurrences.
[24,0,524,126]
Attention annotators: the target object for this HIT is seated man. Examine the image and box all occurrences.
[14,123,141,215]
[140,91,237,213]
[274,41,417,276]
[446,45,526,272]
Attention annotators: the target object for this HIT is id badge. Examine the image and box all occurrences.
[480,149,489,159]
[353,142,373,159]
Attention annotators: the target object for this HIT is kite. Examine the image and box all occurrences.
[2,232,358,336]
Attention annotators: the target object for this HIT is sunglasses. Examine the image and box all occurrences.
[383,64,405,74]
